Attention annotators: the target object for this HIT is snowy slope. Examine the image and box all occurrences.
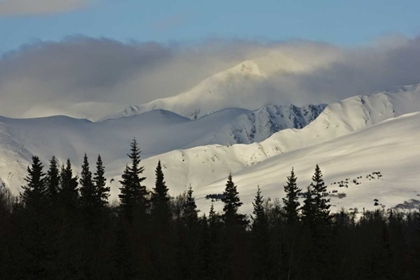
[136,84,420,195]
[216,104,326,144]
[196,111,420,215]
[137,111,420,215]
[0,104,324,192]
[95,103,327,147]
[0,120,33,190]
[1,85,420,215]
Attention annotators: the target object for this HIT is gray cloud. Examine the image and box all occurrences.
[254,37,420,106]
[0,35,420,120]
[0,0,93,16]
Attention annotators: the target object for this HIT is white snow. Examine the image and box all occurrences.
[1,84,420,215]
[0,104,323,195]
[101,50,338,121]
[194,111,420,215]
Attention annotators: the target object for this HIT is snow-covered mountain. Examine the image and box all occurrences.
[0,103,325,192]
[98,103,327,146]
[102,60,267,120]
[133,84,420,209]
[1,84,420,214]
[102,51,338,121]
[194,111,420,214]
[137,83,420,174]
[215,104,326,144]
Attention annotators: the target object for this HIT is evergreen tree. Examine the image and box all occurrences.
[209,203,218,226]
[151,160,170,226]
[19,156,52,278]
[44,156,61,268]
[252,186,267,232]
[301,185,315,226]
[79,154,96,225]
[301,165,332,279]
[79,154,94,204]
[207,202,224,279]
[311,164,331,226]
[45,156,60,203]
[282,168,301,224]
[219,175,248,279]
[93,154,109,208]
[55,159,80,277]
[221,174,247,227]
[21,156,48,212]
[251,186,270,279]
[119,138,149,223]
[182,185,198,228]
[78,154,109,278]
[59,159,79,212]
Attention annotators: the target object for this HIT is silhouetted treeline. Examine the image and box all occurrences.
[0,138,419,280]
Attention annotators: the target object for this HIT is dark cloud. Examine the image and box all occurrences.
[0,35,420,119]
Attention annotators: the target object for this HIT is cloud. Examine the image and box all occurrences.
[0,35,420,120]
[0,0,93,16]
[256,37,420,105]
[0,37,269,119]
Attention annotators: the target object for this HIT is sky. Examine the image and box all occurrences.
[1,0,420,120]
[1,0,420,53]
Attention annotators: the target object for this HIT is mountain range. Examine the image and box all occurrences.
[1,57,420,214]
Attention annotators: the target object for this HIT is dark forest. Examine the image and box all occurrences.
[0,139,419,280]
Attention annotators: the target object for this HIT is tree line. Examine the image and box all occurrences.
[0,138,419,279]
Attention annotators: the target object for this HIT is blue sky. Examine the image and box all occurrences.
[1,0,420,54]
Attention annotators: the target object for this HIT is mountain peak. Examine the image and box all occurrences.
[233,60,266,77]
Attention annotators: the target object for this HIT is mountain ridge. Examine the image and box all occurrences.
[0,103,326,193]
[1,84,420,214]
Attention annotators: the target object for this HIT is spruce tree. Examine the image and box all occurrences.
[301,185,315,226]
[151,160,170,226]
[251,186,270,279]
[221,174,247,227]
[282,168,301,224]
[21,156,48,212]
[93,155,109,208]
[209,203,218,226]
[219,175,248,279]
[45,156,60,203]
[119,138,149,223]
[252,186,268,233]
[208,202,221,247]
[19,156,51,278]
[301,165,332,278]
[182,185,198,228]
[59,159,79,212]
[77,154,103,277]
[80,154,94,202]
[311,164,331,226]
[79,154,96,225]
